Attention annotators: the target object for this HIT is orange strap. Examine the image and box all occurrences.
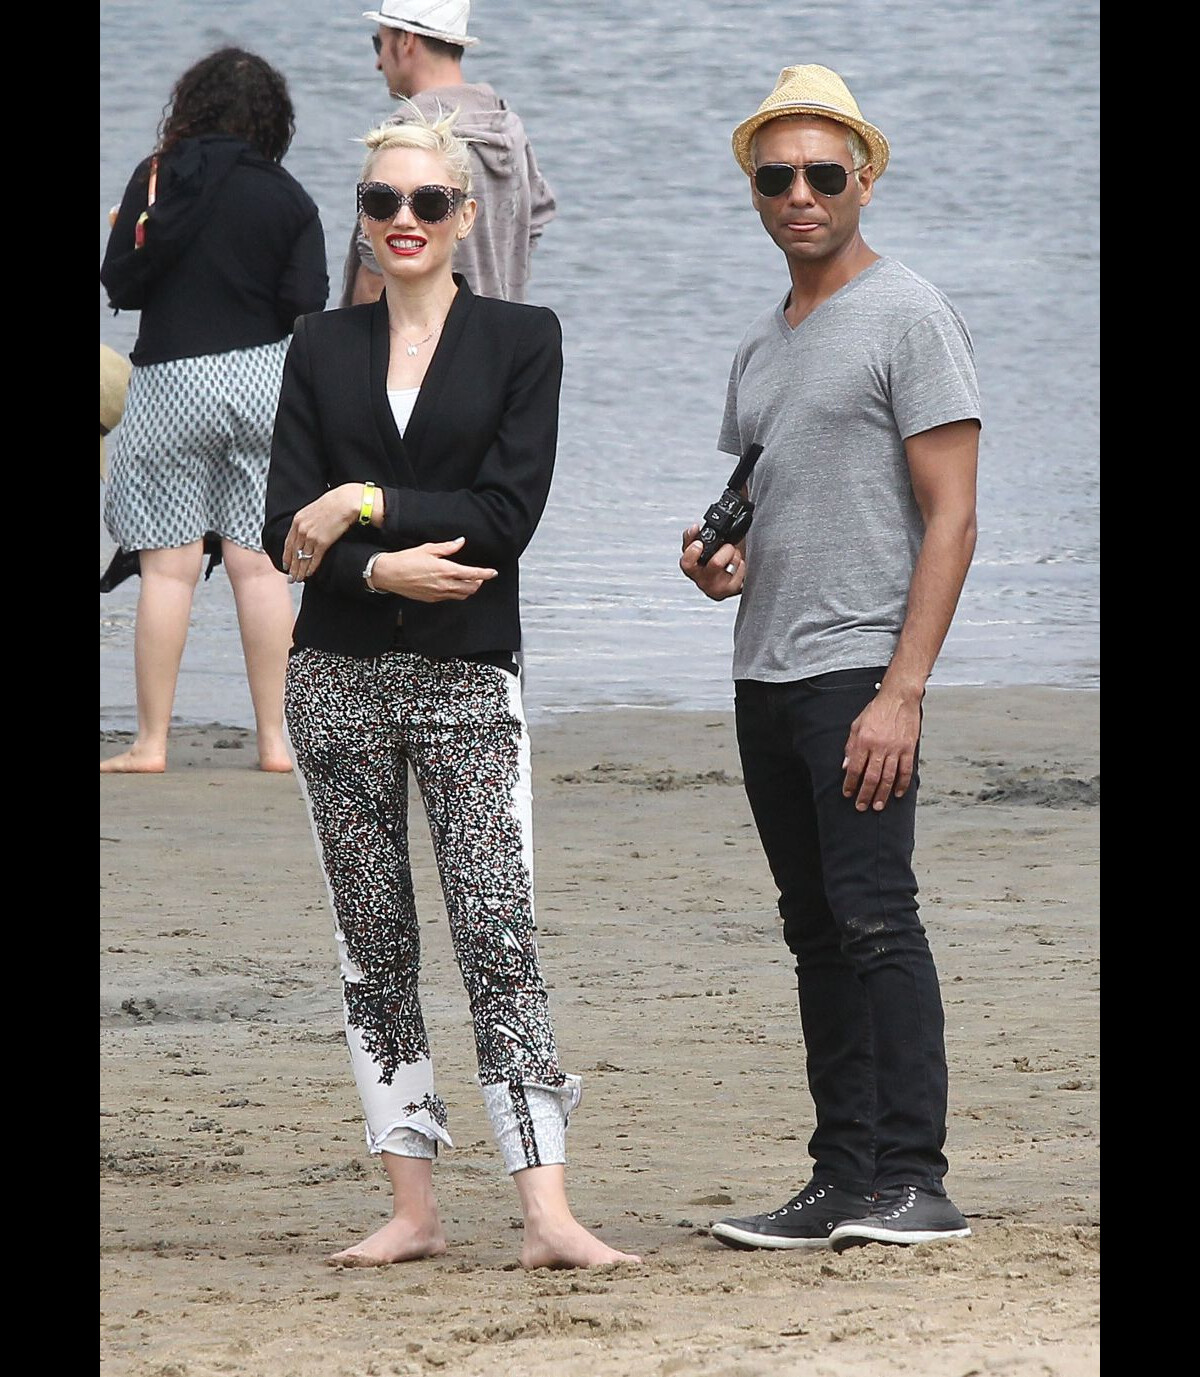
[134,155,159,250]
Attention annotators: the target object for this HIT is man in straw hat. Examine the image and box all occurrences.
[341,1,555,306]
[680,65,981,1252]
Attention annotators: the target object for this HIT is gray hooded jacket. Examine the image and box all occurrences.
[339,82,556,306]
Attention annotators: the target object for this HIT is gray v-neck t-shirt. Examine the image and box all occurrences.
[717,256,981,683]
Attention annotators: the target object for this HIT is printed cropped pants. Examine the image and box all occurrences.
[285,646,581,1174]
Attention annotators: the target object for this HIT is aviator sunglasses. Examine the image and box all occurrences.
[357,181,466,224]
[754,161,865,198]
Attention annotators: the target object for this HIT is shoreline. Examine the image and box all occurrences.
[101,686,1099,1376]
[98,678,1100,740]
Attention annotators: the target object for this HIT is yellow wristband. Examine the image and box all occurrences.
[358,482,377,527]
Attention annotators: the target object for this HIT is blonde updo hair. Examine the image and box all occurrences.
[360,104,473,195]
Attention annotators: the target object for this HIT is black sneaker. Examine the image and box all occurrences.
[710,1181,871,1251]
[828,1185,972,1251]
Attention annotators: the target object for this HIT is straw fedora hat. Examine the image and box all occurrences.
[362,0,480,47]
[732,65,890,179]
[100,343,132,480]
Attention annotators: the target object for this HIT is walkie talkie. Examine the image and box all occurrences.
[696,443,763,566]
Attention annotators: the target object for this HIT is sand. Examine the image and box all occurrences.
[100,685,1100,1376]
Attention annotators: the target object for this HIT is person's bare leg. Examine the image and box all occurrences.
[328,1153,447,1267]
[221,540,294,772]
[514,1164,642,1270]
[100,542,204,773]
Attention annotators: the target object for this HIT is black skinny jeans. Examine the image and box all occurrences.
[735,668,950,1195]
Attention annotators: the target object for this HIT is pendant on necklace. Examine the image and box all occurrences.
[406,343,418,357]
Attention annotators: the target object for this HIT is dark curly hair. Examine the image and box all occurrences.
[157,47,295,163]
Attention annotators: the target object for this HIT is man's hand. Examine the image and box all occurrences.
[841,687,922,812]
[679,524,745,600]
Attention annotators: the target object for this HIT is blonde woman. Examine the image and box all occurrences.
[263,114,638,1270]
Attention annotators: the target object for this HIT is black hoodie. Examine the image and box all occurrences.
[102,134,329,365]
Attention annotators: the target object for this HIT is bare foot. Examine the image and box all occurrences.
[256,735,293,773]
[100,746,166,774]
[520,1218,642,1270]
[326,1215,447,1268]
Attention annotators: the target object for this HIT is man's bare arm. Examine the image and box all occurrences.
[842,418,980,811]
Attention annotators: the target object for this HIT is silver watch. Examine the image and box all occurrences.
[363,551,386,593]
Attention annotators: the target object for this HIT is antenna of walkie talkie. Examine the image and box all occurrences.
[725,442,763,495]
[695,443,765,566]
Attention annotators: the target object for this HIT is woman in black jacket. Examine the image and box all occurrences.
[100,47,328,773]
[263,113,638,1271]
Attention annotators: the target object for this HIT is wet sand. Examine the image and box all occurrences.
[100,685,1099,1376]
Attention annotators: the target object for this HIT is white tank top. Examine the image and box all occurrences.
[386,386,420,436]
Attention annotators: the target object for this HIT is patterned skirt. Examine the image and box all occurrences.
[103,338,290,553]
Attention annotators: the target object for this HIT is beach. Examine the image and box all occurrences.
[100,685,1099,1376]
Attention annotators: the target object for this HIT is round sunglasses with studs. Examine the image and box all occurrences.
[754,161,866,199]
[357,181,466,225]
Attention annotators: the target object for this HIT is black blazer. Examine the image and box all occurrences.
[263,276,562,659]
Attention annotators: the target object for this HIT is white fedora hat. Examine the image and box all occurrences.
[362,1,480,47]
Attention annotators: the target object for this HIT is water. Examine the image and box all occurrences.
[99,0,1100,730]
